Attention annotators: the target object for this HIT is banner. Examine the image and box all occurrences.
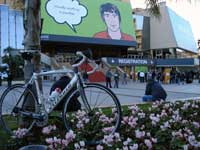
[41,0,136,46]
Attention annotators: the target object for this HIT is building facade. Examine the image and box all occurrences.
[0,4,24,61]
[133,2,198,59]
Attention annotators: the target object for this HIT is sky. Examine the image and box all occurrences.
[130,0,200,42]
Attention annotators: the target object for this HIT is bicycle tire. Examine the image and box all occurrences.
[0,84,38,136]
[62,83,122,145]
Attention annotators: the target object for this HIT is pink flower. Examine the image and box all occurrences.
[103,135,114,145]
[96,145,103,150]
[135,130,145,139]
[151,138,157,143]
[122,116,129,124]
[13,128,28,139]
[193,122,200,128]
[102,126,114,134]
[144,139,152,149]
[61,139,69,146]
[42,125,56,135]
[65,130,76,142]
[79,141,85,147]
[123,146,128,150]
[129,144,138,150]
[74,143,80,149]
[46,138,54,144]
[114,133,121,141]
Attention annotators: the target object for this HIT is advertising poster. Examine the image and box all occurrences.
[41,0,136,46]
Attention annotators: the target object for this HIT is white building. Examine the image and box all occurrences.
[0,4,24,62]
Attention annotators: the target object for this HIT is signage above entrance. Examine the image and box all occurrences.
[106,57,154,66]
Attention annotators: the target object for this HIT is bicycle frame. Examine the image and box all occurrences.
[23,51,96,115]
[27,68,79,113]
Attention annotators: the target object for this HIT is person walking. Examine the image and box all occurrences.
[7,71,12,87]
[114,69,120,88]
[139,71,145,83]
[106,68,112,88]
[122,72,127,84]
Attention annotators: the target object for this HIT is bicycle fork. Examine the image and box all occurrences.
[79,85,92,114]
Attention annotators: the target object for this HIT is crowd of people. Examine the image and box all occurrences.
[104,67,200,102]
[105,68,128,89]
[134,70,200,85]
[105,68,200,88]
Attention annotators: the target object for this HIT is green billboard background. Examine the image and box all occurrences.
[41,0,136,41]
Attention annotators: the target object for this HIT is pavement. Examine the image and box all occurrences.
[106,79,200,105]
[0,80,200,106]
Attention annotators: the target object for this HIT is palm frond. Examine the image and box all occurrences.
[145,0,161,17]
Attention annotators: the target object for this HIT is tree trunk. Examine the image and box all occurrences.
[22,0,42,126]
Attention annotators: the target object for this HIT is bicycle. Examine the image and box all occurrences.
[0,51,122,144]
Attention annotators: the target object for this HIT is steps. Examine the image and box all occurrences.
[41,53,106,82]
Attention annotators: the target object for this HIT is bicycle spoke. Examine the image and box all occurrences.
[63,83,121,144]
[0,84,37,135]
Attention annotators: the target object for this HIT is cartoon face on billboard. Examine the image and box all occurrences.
[93,3,134,41]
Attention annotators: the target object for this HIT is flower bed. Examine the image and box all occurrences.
[8,100,200,149]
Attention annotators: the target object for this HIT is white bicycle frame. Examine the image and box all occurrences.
[27,68,78,113]
[25,51,98,113]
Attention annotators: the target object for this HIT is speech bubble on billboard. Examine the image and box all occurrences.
[46,0,88,32]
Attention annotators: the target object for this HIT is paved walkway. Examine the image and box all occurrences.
[100,80,200,105]
[0,80,200,106]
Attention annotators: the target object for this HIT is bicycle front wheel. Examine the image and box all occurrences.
[63,83,122,144]
[0,84,38,136]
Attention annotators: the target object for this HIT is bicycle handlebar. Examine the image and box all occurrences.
[72,51,86,68]
[72,51,99,75]
[87,59,98,75]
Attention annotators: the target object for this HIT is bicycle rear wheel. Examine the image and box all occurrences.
[62,83,122,144]
[0,84,37,136]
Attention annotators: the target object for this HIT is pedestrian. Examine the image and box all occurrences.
[114,69,120,88]
[180,72,185,85]
[122,72,127,84]
[139,71,145,83]
[7,71,12,87]
[105,68,112,88]
[142,79,167,102]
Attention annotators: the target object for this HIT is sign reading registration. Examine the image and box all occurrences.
[107,57,154,66]
[41,0,136,46]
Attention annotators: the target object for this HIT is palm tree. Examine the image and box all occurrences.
[145,0,198,16]
[145,0,160,17]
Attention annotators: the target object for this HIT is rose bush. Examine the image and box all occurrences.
[14,100,200,150]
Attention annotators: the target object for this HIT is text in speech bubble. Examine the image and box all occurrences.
[46,0,88,32]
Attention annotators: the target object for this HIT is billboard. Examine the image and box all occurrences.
[41,0,136,46]
[168,8,197,53]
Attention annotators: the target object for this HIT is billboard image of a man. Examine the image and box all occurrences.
[93,3,134,41]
